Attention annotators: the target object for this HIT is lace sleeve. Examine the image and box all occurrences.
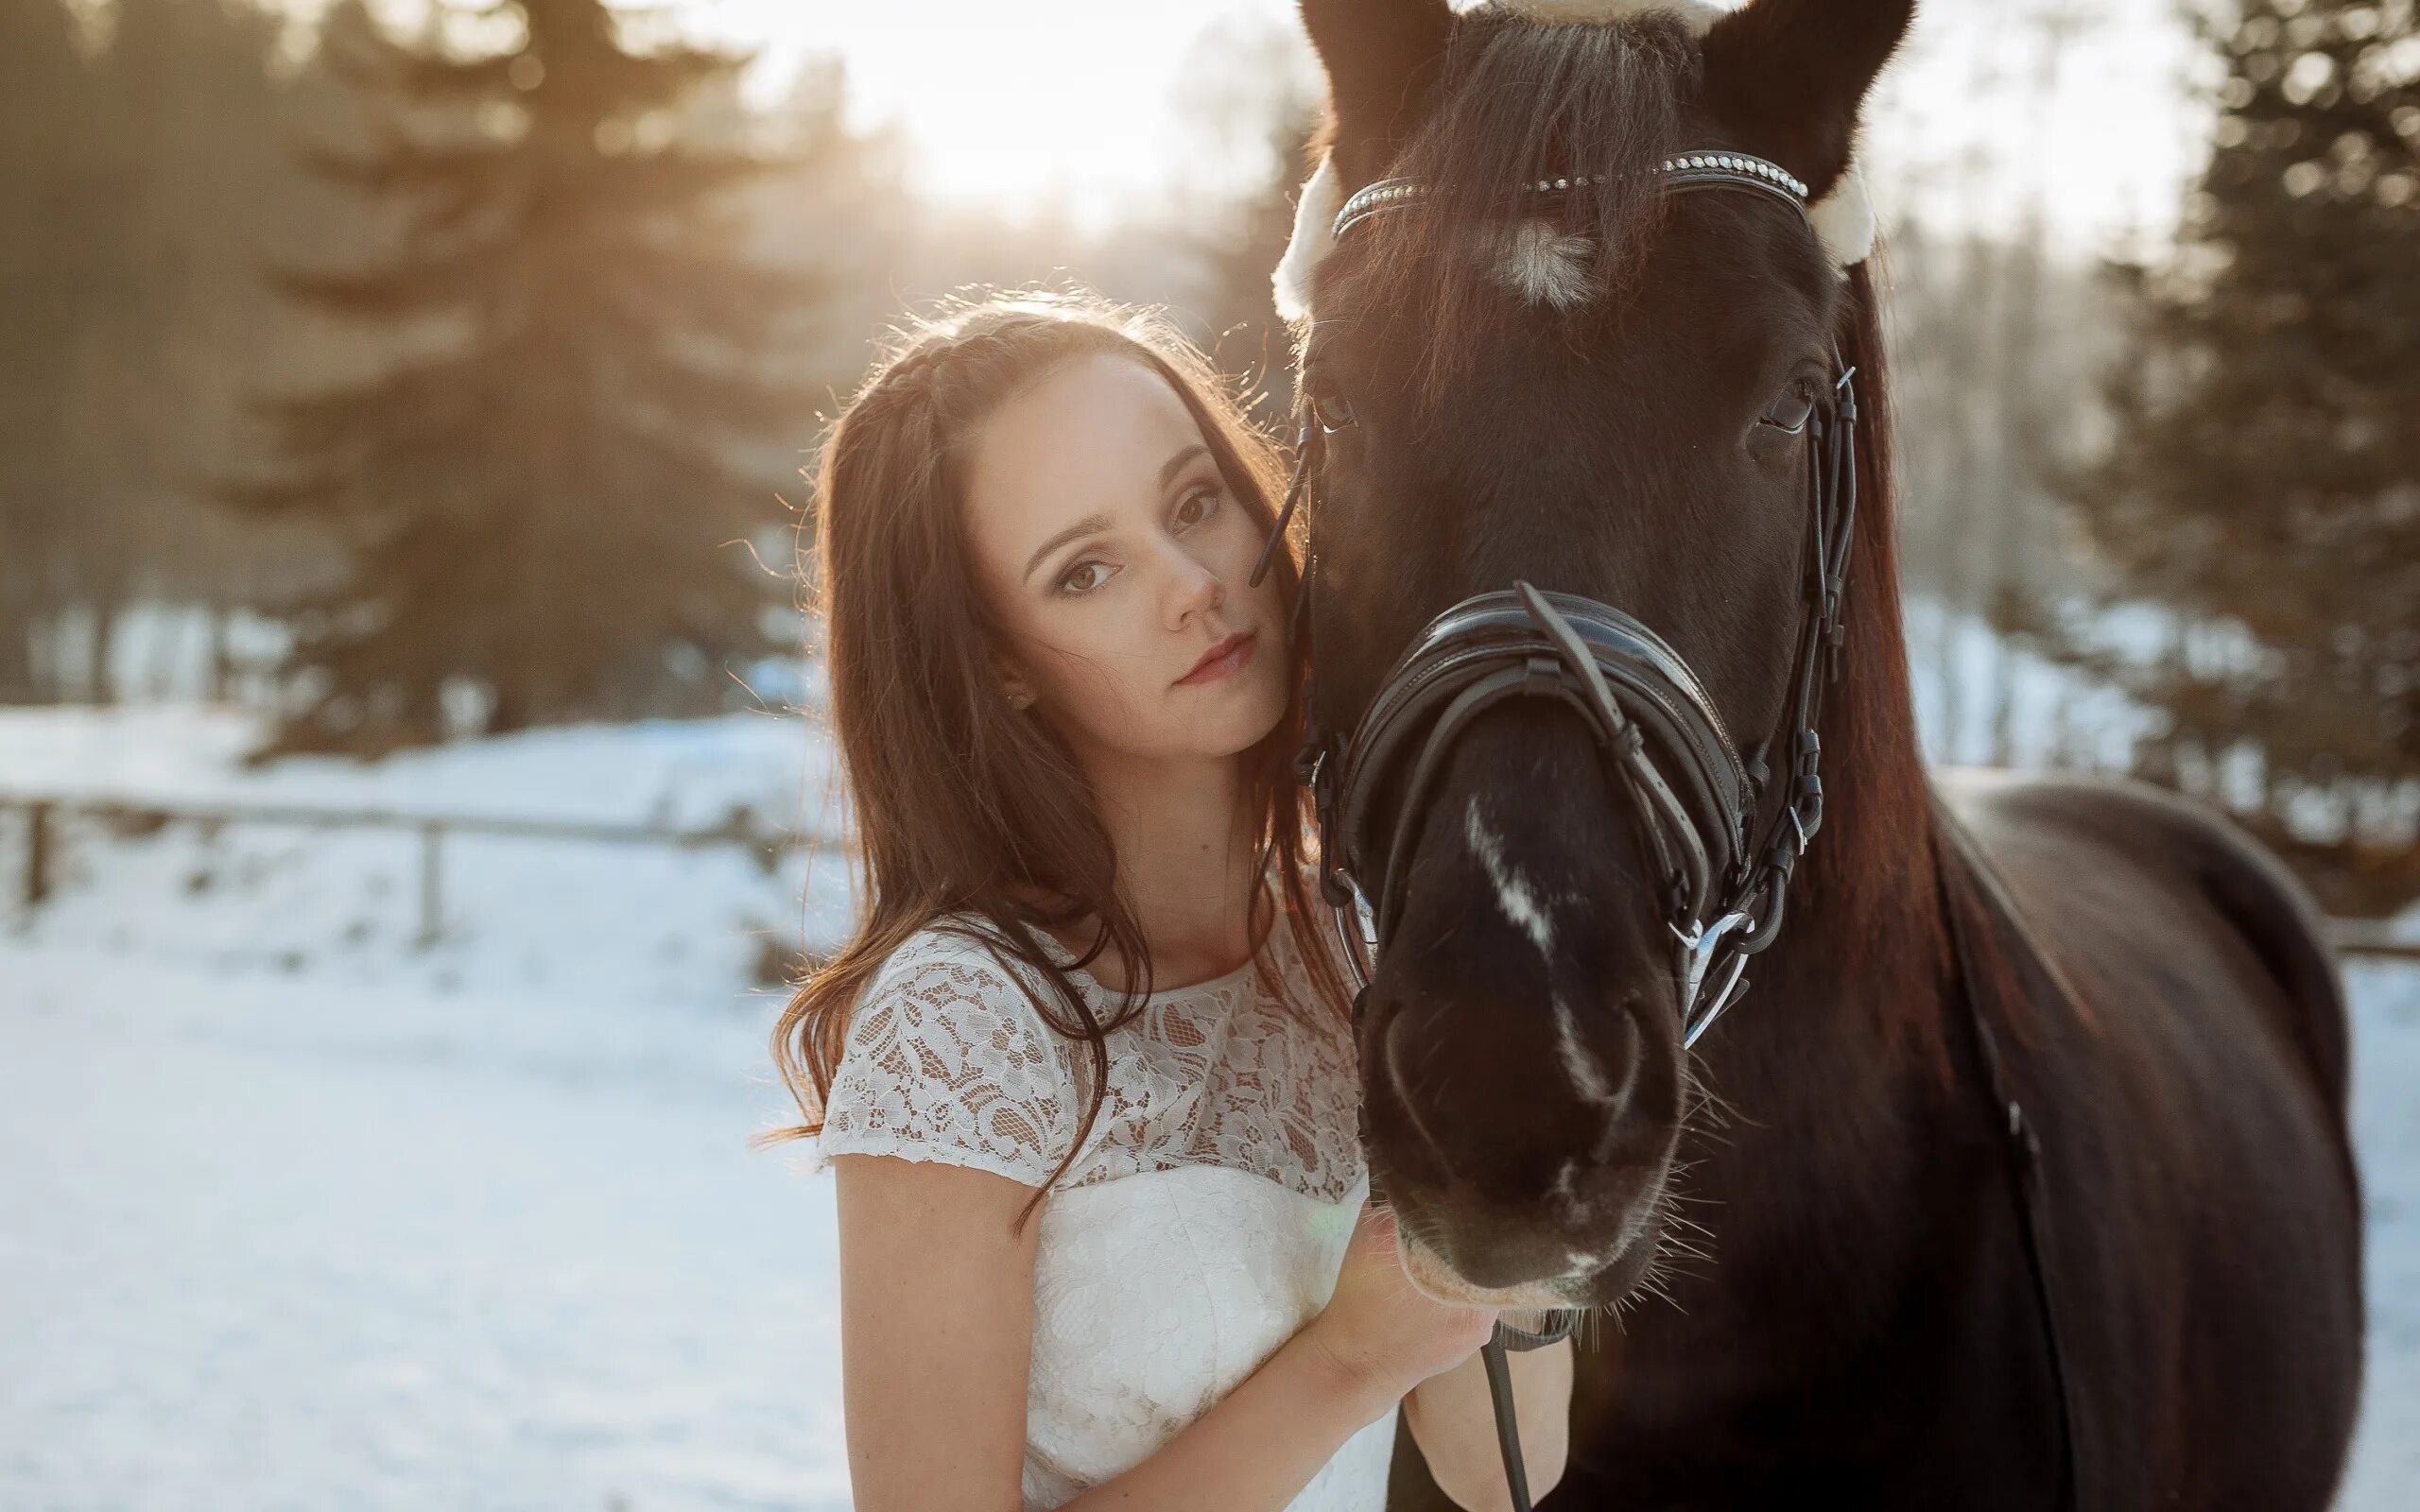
[810,936,1080,1189]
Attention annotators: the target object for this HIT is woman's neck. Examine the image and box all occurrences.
[1058,747,1265,988]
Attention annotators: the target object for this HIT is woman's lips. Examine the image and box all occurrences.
[1176,629,1256,686]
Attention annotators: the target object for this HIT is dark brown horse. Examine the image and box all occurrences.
[1272,1,2366,1506]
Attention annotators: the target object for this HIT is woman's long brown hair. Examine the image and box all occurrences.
[756,290,1356,1235]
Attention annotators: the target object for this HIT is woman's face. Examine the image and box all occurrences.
[960,352,1290,768]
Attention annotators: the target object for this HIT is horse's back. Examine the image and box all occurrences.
[1934,765,2363,1509]
[1935,766,2350,1118]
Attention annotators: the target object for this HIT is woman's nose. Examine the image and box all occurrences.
[1160,542,1224,629]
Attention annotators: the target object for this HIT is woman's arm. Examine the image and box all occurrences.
[834,1152,1409,1512]
[1056,1322,1404,1512]
[1401,1332,1575,1512]
[832,1152,1046,1512]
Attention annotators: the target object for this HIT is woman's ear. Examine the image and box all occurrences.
[995,660,1039,712]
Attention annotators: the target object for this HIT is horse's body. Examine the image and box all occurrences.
[1274,1,2364,1504]
[1369,621,2367,1511]
[1379,762,2365,1512]
[1479,770,2364,1510]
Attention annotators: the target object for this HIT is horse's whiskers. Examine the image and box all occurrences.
[1657,1233,1712,1264]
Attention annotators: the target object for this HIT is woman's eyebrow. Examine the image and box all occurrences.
[1021,513,1111,584]
[1157,442,1209,489]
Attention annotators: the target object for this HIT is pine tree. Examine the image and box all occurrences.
[227,0,825,754]
[68,0,294,705]
[0,0,103,700]
[2026,0,2419,912]
[1166,18,1321,432]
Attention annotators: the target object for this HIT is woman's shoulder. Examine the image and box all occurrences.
[854,911,1082,1046]
[868,911,1042,988]
[814,913,1085,1184]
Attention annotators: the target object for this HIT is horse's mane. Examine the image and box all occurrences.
[1804,244,1954,1063]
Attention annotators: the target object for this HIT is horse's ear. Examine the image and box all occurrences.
[1299,0,1457,184]
[1699,0,1915,202]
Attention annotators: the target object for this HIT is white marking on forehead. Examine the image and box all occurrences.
[1465,798,1555,955]
[1493,219,1600,309]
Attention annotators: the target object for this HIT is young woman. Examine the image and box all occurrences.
[764,292,1574,1512]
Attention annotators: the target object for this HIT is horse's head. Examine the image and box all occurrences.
[1284,0,1913,1308]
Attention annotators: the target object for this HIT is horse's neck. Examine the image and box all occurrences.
[1691,612,1959,1236]
[1760,702,1946,1053]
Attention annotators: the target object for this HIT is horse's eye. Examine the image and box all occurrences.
[1759,378,1818,436]
[1305,374,1357,434]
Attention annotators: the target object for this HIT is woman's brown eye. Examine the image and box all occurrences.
[1062,561,1107,593]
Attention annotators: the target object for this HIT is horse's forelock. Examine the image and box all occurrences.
[1333,12,1701,404]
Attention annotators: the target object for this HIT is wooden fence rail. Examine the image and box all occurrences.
[2330,919,2420,964]
[4,791,2413,961]
[1,793,838,948]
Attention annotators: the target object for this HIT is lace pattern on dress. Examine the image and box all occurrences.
[812,934,1081,1187]
[812,914,1363,1203]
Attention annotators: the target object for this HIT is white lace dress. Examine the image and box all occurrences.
[809,912,1395,1511]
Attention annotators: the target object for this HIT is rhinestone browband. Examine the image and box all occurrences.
[1330,151,1811,242]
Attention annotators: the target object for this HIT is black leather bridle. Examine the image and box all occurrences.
[1250,147,1859,1512]
[1255,153,1859,1052]
[1311,377,1854,1049]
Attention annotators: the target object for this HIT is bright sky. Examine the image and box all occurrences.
[683,0,1304,226]
[683,0,2213,255]
[332,0,2212,256]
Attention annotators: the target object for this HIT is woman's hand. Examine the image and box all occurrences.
[1305,1198,1502,1401]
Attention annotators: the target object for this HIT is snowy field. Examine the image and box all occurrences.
[1,698,2413,1510]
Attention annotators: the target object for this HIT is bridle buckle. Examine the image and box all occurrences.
[1671,907,1754,1026]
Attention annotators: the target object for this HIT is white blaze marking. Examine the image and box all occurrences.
[1554,997,1621,1108]
[1465,798,1555,955]
[1463,799,1626,1110]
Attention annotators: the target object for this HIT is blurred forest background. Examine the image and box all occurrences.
[0,0,2413,914]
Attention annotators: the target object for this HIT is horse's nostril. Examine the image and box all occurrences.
[1368,975,1674,1198]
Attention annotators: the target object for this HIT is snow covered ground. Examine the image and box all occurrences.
[1,947,850,1512]
[2348,958,2420,1508]
[1,701,2412,1509]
